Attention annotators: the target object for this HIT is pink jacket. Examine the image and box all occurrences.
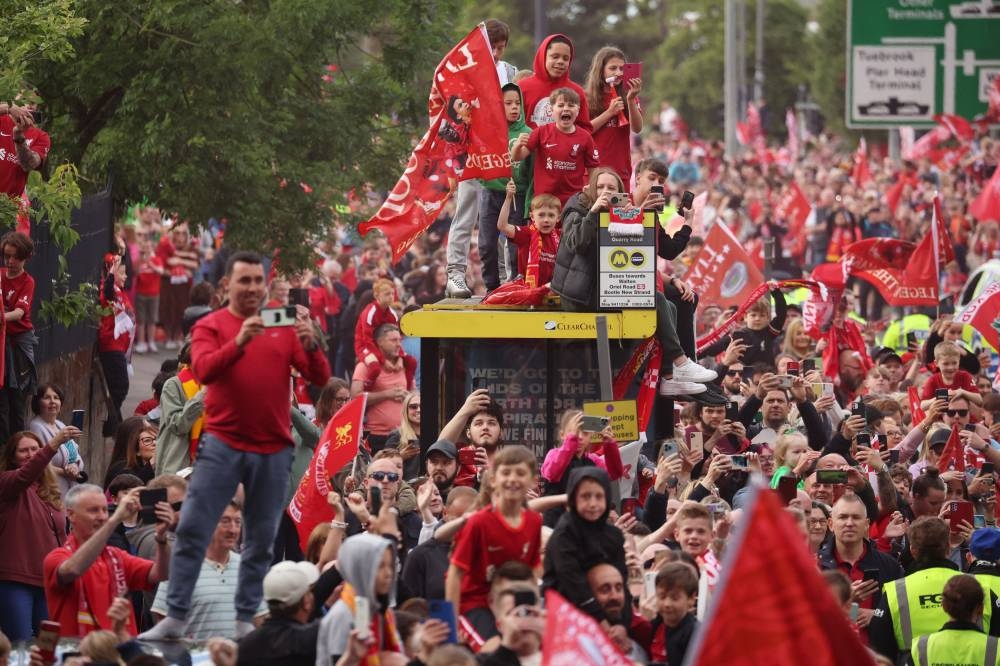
[541,432,625,483]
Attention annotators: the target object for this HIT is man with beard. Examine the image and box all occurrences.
[818,494,902,638]
[737,373,824,448]
[439,389,504,487]
[586,563,651,660]
[425,439,459,494]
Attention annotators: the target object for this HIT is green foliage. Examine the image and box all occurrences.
[810,0,847,135]
[39,280,104,327]
[33,0,461,272]
[0,0,86,100]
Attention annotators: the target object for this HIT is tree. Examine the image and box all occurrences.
[810,0,847,135]
[32,0,461,271]
[650,0,810,141]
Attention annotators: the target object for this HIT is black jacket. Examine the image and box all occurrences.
[816,536,904,584]
[477,645,525,666]
[650,612,698,666]
[542,467,630,625]
[401,537,449,601]
[237,616,320,666]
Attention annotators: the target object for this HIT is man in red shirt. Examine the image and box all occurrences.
[43,484,172,637]
[0,102,50,206]
[0,231,36,443]
[140,251,330,642]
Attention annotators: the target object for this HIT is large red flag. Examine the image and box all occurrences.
[851,138,872,188]
[937,425,966,473]
[773,181,810,260]
[683,220,765,310]
[970,162,1000,222]
[802,263,843,337]
[358,25,509,261]
[908,387,927,425]
[954,281,1000,352]
[841,238,915,274]
[684,488,876,666]
[542,590,630,666]
[286,394,367,550]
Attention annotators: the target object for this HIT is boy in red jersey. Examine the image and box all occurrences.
[446,445,543,641]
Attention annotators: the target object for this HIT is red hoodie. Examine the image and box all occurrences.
[518,34,592,132]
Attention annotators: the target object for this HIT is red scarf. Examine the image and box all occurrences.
[339,583,401,666]
[524,224,559,288]
[56,534,128,633]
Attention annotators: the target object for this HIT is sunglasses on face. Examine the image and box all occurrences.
[726,369,743,376]
[369,471,400,482]
[408,404,421,410]
[946,409,969,417]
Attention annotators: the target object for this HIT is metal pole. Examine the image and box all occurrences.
[724,0,739,157]
[763,238,775,281]
[888,129,900,162]
[737,0,747,113]
[534,0,548,48]
[595,316,613,401]
[753,0,765,102]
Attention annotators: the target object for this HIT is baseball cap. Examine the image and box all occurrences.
[427,439,457,460]
[970,528,1000,562]
[263,561,319,605]
[928,428,952,449]
[874,347,902,365]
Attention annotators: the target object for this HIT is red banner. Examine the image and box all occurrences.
[286,394,366,550]
[970,161,1000,223]
[908,386,926,425]
[774,181,811,260]
[685,489,876,666]
[684,220,765,310]
[851,138,872,187]
[541,590,630,666]
[359,25,509,261]
[802,263,843,337]
[937,425,965,473]
[954,281,1000,352]
[841,238,915,274]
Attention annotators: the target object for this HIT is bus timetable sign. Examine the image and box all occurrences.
[847,0,1000,128]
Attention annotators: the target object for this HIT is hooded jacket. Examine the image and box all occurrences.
[542,467,631,625]
[550,192,600,311]
[518,34,592,133]
[316,534,401,666]
[482,83,531,193]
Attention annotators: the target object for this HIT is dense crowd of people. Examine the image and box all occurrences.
[2,16,1000,666]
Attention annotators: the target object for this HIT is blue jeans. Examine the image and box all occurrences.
[165,433,293,622]
[0,580,47,641]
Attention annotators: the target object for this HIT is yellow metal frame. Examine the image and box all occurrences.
[401,303,655,340]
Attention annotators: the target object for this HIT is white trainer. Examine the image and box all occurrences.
[672,359,718,384]
[658,379,708,396]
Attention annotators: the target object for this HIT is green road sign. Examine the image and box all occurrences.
[847,0,1000,128]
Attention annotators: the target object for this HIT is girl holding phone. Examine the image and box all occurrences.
[584,47,643,191]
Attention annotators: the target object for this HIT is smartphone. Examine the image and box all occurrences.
[369,486,382,517]
[622,62,643,87]
[679,190,695,212]
[849,602,859,623]
[427,600,458,644]
[37,620,60,663]
[659,439,680,460]
[512,589,538,617]
[948,500,974,532]
[457,447,478,468]
[856,433,872,448]
[975,514,987,529]
[852,400,867,419]
[472,377,488,392]
[289,288,310,307]
[643,570,658,599]
[650,184,665,211]
[354,596,372,640]
[729,454,748,469]
[741,366,756,382]
[983,462,995,476]
[580,415,610,432]
[935,388,950,401]
[139,488,167,524]
[777,475,798,505]
[707,502,727,517]
[802,358,816,374]
[777,375,794,389]
[862,569,880,583]
[906,331,917,347]
[688,431,703,451]
[888,449,900,465]
[786,361,800,377]
[621,497,640,515]
[965,424,977,433]
[726,401,739,422]
[816,469,849,485]
[260,306,297,327]
[71,409,85,430]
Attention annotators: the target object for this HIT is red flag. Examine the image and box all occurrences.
[685,488,876,666]
[358,25,509,261]
[286,394,367,550]
[851,138,872,187]
[841,238,916,274]
[905,116,972,171]
[541,590,630,666]
[885,173,918,215]
[774,182,811,260]
[954,281,1000,352]
[612,336,660,431]
[970,162,1000,222]
[683,220,765,310]
[802,263,844,337]
[937,425,965,473]
[908,386,926,425]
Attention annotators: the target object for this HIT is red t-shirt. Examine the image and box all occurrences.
[450,505,542,613]
[43,535,154,637]
[510,226,559,287]
[527,124,600,205]
[354,302,400,363]
[190,308,331,454]
[919,369,978,401]
[98,279,134,353]
[592,92,638,190]
[0,115,51,198]
[2,269,34,335]
[135,256,164,296]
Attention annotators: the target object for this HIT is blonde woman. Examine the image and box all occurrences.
[781,318,815,361]
[386,391,421,479]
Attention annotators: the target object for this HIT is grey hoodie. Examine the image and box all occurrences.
[316,533,399,666]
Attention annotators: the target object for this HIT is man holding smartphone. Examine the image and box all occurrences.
[141,251,330,642]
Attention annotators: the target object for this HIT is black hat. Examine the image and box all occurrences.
[427,439,457,460]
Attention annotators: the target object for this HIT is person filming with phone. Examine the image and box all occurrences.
[139,251,330,642]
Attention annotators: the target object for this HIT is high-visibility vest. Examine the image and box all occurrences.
[976,573,1000,632]
[912,629,1000,666]
[884,567,959,650]
[880,314,932,353]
